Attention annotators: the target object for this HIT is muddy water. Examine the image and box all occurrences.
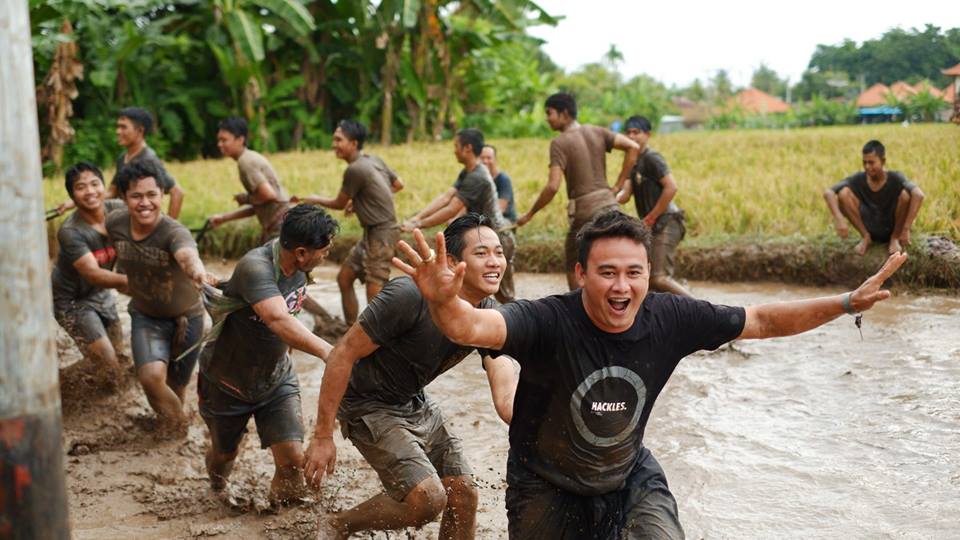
[61,265,960,539]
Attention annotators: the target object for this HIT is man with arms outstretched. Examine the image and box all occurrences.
[396,210,905,539]
[303,214,518,540]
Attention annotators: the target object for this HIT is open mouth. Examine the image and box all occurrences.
[607,298,630,314]
[482,271,501,283]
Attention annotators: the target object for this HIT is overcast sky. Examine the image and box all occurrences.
[527,0,960,88]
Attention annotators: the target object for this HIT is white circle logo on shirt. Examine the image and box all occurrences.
[569,366,646,447]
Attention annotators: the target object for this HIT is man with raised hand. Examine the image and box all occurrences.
[303,214,518,540]
[51,162,128,391]
[199,204,337,506]
[395,210,905,539]
[107,160,216,435]
[516,92,640,290]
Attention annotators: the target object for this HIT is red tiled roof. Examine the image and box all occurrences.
[731,87,790,114]
[856,83,890,107]
[912,80,943,98]
[942,62,960,76]
[944,84,956,103]
[889,81,917,100]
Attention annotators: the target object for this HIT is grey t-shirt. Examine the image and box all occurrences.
[831,170,916,218]
[493,172,518,223]
[51,199,125,305]
[112,145,177,193]
[106,210,202,318]
[339,276,497,419]
[453,163,506,230]
[237,149,289,235]
[548,125,616,200]
[341,154,398,230]
[631,148,680,219]
[201,244,307,402]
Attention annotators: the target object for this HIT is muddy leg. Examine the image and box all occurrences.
[318,476,447,538]
[269,440,306,504]
[206,446,240,491]
[137,362,186,429]
[837,187,871,255]
[888,189,911,254]
[337,264,360,325]
[438,475,478,540]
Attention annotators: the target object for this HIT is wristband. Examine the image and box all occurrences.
[841,292,856,315]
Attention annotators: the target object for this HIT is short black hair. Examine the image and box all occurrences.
[118,107,153,135]
[280,204,339,251]
[624,115,652,133]
[862,139,885,159]
[577,210,652,268]
[444,213,493,260]
[545,92,577,119]
[115,161,162,196]
[482,144,497,157]
[65,162,104,196]
[337,119,367,150]
[218,116,248,142]
[456,128,484,156]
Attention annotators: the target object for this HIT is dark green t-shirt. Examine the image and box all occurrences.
[341,154,398,230]
[453,163,506,230]
[201,244,307,402]
[112,145,177,193]
[631,148,681,219]
[51,199,125,305]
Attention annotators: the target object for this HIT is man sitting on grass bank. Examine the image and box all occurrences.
[395,209,906,539]
[823,139,924,256]
[303,213,519,540]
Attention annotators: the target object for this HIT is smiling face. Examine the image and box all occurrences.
[124,176,164,229]
[70,170,106,212]
[450,225,505,299]
[332,127,359,161]
[217,129,245,159]
[479,146,496,171]
[576,237,650,333]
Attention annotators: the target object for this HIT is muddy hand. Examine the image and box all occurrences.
[303,437,336,491]
[849,252,907,312]
[392,229,465,305]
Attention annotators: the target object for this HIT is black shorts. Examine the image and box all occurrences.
[505,447,685,540]
[129,307,203,388]
[198,373,304,454]
[54,298,120,346]
[859,202,894,242]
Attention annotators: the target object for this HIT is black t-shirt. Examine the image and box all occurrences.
[631,148,680,220]
[340,276,497,419]
[201,244,307,402]
[496,290,745,496]
[51,199,125,304]
[831,171,915,219]
[493,172,518,223]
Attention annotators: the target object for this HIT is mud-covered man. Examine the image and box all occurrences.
[304,214,519,540]
[397,210,906,539]
[51,162,129,390]
[199,205,337,505]
[107,161,216,434]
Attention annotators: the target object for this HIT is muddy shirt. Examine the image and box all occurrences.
[341,154,398,230]
[494,171,518,223]
[631,148,680,219]
[453,164,506,230]
[202,244,306,402]
[112,145,177,193]
[106,210,202,318]
[549,125,616,200]
[340,276,497,419]
[830,171,916,221]
[51,199,125,304]
[496,290,745,496]
[237,149,289,235]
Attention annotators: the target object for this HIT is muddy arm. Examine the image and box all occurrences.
[610,134,640,194]
[252,295,332,361]
[483,355,519,425]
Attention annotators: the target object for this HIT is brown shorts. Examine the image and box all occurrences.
[496,230,517,303]
[565,192,619,274]
[345,226,400,285]
[340,397,472,501]
[54,297,120,346]
[650,213,686,278]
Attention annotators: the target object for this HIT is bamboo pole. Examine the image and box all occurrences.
[0,1,71,538]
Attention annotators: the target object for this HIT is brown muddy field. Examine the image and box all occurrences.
[59,264,960,539]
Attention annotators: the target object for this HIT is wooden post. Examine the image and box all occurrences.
[0,1,71,538]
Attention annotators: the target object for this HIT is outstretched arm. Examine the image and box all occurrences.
[173,247,217,286]
[610,134,640,194]
[738,252,907,340]
[297,190,350,211]
[408,195,465,230]
[483,355,519,425]
[407,187,457,226]
[517,165,563,226]
[209,205,256,228]
[73,253,128,291]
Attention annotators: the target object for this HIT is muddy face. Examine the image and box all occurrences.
[71,170,107,212]
[124,176,164,229]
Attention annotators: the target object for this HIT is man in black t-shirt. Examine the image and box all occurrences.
[395,210,906,539]
[823,139,924,256]
[303,214,518,540]
[199,205,337,505]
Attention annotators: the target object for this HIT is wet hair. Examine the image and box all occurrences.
[482,144,497,157]
[114,160,162,196]
[862,139,885,159]
[576,210,652,268]
[545,92,577,119]
[624,115,652,133]
[280,204,339,251]
[218,116,248,142]
[337,119,367,150]
[118,107,153,135]
[64,162,104,196]
[444,213,493,260]
[456,128,484,156]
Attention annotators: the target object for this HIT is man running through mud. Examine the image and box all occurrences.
[395,210,906,539]
[52,162,129,391]
[516,92,640,290]
[616,115,693,298]
[303,214,519,540]
[404,128,516,303]
[199,204,338,505]
[107,161,216,434]
[295,120,404,325]
[823,139,925,256]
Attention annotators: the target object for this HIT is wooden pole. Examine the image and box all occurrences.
[0,1,71,538]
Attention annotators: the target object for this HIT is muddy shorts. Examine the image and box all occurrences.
[53,296,120,346]
[345,226,400,285]
[129,307,203,388]
[198,372,304,454]
[565,190,620,275]
[505,447,684,540]
[859,203,894,243]
[497,229,517,303]
[650,213,686,279]
[340,396,472,501]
